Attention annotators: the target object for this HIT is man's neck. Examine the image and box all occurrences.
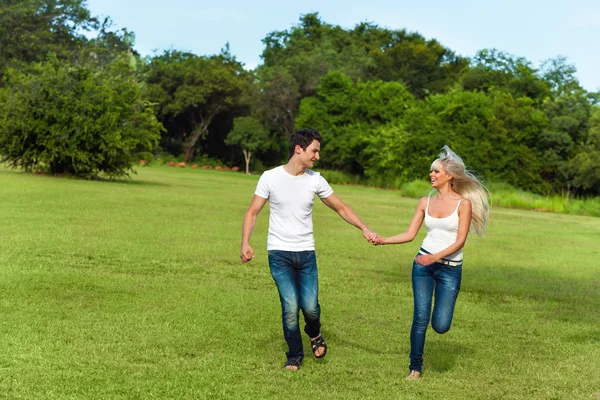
[283,159,307,176]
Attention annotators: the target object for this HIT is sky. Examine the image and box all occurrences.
[85,0,600,92]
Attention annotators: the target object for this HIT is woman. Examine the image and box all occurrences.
[373,146,489,380]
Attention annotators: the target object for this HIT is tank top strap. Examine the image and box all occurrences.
[454,198,465,212]
[426,196,431,214]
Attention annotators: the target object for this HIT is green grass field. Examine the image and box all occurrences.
[1,166,599,399]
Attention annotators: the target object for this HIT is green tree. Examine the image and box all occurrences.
[363,88,549,191]
[0,54,161,178]
[0,0,95,78]
[225,116,269,174]
[296,71,415,173]
[460,49,550,103]
[570,106,600,195]
[538,89,594,193]
[144,48,248,162]
[540,56,582,96]
[368,30,469,98]
[253,66,299,140]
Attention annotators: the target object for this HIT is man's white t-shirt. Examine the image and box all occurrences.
[255,166,334,251]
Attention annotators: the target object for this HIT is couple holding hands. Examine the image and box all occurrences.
[240,129,489,379]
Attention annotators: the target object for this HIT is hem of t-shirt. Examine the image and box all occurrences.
[318,189,334,199]
[254,191,268,199]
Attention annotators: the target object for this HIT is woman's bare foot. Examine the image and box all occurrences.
[407,370,421,380]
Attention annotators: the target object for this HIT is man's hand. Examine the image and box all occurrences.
[371,235,385,246]
[363,229,380,244]
[240,244,255,263]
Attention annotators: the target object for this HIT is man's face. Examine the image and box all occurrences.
[297,139,321,168]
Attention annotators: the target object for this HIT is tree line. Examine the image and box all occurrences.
[1,1,598,195]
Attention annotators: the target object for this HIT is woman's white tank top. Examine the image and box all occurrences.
[421,197,464,261]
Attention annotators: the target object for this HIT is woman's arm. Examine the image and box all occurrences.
[374,198,427,245]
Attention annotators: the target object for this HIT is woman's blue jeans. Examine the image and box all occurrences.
[409,257,462,372]
[268,250,321,363]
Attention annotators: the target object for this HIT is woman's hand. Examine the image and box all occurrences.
[415,253,436,266]
[371,236,386,246]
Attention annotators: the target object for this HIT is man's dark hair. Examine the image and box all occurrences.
[289,128,322,158]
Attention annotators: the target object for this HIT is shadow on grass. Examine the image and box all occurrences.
[426,339,471,373]
[0,168,171,187]
[91,176,171,187]
[324,330,397,356]
[464,263,600,324]
[565,331,600,344]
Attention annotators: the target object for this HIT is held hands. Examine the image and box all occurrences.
[240,244,255,263]
[363,229,382,245]
[370,235,386,246]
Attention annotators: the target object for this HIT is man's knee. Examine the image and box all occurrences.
[302,303,320,320]
[282,310,299,329]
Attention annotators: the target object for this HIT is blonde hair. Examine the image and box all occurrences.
[431,145,490,236]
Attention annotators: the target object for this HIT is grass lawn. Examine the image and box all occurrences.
[0,166,599,399]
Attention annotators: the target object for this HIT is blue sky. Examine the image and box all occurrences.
[86,0,600,92]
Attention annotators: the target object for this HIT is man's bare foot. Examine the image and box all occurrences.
[407,370,421,380]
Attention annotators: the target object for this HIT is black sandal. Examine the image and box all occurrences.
[310,335,328,359]
[283,358,302,370]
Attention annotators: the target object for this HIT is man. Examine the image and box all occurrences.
[240,128,378,371]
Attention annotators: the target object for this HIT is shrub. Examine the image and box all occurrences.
[0,55,162,179]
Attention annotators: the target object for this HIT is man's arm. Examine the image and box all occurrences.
[241,195,268,263]
[320,193,378,242]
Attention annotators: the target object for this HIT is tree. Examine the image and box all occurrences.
[460,49,551,103]
[144,47,248,162]
[296,71,415,174]
[0,54,162,178]
[225,117,269,174]
[368,30,469,97]
[570,106,600,195]
[538,89,594,193]
[0,0,96,78]
[254,66,299,140]
[540,56,582,96]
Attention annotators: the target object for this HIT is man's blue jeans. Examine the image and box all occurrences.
[268,250,321,363]
[409,257,462,372]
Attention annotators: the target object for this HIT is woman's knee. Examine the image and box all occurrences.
[431,319,452,334]
[412,313,430,330]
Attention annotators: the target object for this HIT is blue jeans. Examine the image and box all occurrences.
[268,250,321,362]
[409,257,462,372]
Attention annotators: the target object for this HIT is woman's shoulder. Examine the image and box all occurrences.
[416,196,429,208]
[458,197,472,211]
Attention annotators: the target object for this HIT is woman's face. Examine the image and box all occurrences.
[429,164,452,188]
